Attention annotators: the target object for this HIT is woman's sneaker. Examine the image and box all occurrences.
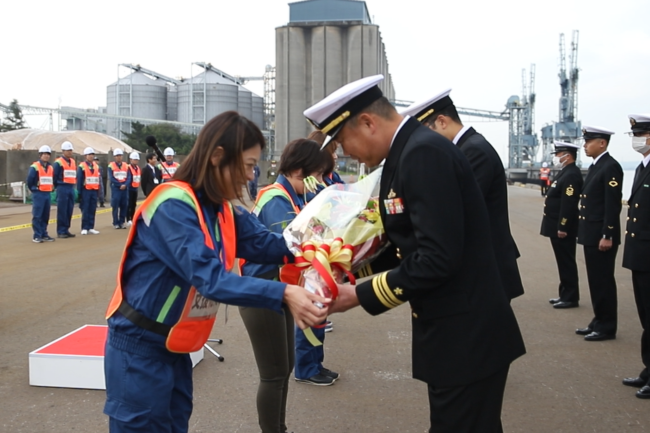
[320,368,340,381]
[32,237,43,243]
[295,373,335,386]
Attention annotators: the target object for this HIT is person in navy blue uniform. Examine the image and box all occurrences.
[541,141,583,309]
[622,114,650,398]
[108,148,129,229]
[103,112,329,433]
[576,126,623,341]
[26,145,56,243]
[53,141,77,238]
[401,89,524,301]
[76,147,101,235]
[248,165,260,199]
[307,75,525,433]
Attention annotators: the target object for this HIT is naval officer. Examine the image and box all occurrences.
[622,114,650,399]
[311,75,525,432]
[576,126,623,341]
[400,90,524,301]
[541,141,583,309]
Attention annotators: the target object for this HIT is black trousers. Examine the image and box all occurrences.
[550,236,579,302]
[583,245,618,335]
[632,271,650,381]
[127,189,138,222]
[428,365,509,433]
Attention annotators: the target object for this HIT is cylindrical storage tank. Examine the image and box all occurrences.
[252,96,264,130]
[238,88,253,121]
[206,81,238,121]
[167,86,178,121]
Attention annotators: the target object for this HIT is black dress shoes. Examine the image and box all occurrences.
[637,385,650,399]
[549,298,561,304]
[623,377,648,388]
[584,331,616,341]
[553,301,579,309]
[575,327,592,335]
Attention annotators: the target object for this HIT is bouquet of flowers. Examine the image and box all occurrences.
[283,167,388,304]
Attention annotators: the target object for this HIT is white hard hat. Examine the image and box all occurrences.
[113,148,124,156]
[163,147,175,156]
[542,162,548,168]
[39,145,52,153]
[83,147,95,155]
[130,152,140,160]
[61,141,74,151]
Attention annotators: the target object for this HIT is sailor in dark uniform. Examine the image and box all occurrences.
[305,75,525,433]
[576,126,623,341]
[400,90,524,301]
[622,113,650,399]
[541,141,583,308]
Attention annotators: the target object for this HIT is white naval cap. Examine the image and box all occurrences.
[61,141,74,151]
[553,140,581,154]
[83,147,95,155]
[398,89,454,123]
[582,125,615,140]
[113,148,124,156]
[304,74,385,149]
[629,114,650,133]
[129,152,140,160]
[38,145,52,153]
[163,147,175,156]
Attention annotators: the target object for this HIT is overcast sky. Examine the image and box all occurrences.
[2,0,649,166]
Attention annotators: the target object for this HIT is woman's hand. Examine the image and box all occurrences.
[283,284,330,329]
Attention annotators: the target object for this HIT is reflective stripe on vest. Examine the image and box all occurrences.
[33,162,54,192]
[105,181,237,353]
[540,168,550,180]
[159,162,179,180]
[109,161,128,182]
[56,157,77,183]
[252,183,301,216]
[81,161,100,190]
[129,165,141,188]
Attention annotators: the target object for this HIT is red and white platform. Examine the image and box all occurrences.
[29,325,204,390]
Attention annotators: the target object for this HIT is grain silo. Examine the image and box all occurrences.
[252,96,264,129]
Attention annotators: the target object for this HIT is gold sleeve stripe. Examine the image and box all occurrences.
[364,264,372,277]
[380,272,404,306]
[358,267,366,278]
[372,274,399,309]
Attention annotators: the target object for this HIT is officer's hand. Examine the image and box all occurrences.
[599,238,613,252]
[329,284,360,314]
[120,185,126,190]
[557,231,568,239]
[283,284,330,329]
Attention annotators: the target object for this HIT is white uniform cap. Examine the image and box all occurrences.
[163,147,175,156]
[83,147,95,155]
[582,126,614,140]
[304,74,385,149]
[553,140,581,154]
[130,152,140,160]
[61,141,74,151]
[113,148,124,156]
[38,145,52,153]
[542,162,548,168]
[629,114,650,133]
[398,89,454,122]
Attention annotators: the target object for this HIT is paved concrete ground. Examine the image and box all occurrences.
[0,185,648,432]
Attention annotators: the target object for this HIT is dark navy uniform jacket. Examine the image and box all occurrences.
[540,162,583,238]
[623,162,650,272]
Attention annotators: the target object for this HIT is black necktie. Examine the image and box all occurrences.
[634,163,644,186]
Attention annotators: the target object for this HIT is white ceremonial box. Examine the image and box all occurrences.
[29,325,204,390]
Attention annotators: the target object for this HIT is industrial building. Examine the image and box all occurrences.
[275,0,396,149]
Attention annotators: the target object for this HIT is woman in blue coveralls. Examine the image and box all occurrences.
[241,138,337,431]
[308,131,346,186]
[103,112,330,433]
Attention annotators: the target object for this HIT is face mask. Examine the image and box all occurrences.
[552,154,567,169]
[632,136,650,154]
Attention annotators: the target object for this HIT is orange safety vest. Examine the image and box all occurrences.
[80,161,100,190]
[56,157,77,184]
[109,161,128,183]
[105,181,237,353]
[33,161,54,192]
[251,183,302,284]
[129,165,141,188]
[160,161,180,180]
[540,167,551,186]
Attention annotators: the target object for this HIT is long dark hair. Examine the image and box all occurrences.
[174,111,265,205]
[279,139,330,178]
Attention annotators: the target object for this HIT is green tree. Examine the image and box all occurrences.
[0,99,28,132]
[121,122,196,155]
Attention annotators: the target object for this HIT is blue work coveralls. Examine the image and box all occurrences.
[26,161,52,240]
[324,171,345,186]
[53,157,76,235]
[108,162,129,227]
[76,162,99,230]
[104,191,292,433]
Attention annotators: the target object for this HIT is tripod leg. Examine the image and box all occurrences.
[203,343,225,362]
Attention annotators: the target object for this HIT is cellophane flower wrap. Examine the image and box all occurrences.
[283,167,388,302]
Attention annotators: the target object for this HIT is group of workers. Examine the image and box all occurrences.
[541,114,650,400]
[27,142,181,242]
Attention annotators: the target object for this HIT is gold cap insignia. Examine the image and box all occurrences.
[631,118,637,126]
[388,189,396,198]
[582,128,586,134]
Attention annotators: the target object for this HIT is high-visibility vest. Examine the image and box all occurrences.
[159,161,180,180]
[108,161,128,183]
[106,181,237,353]
[539,167,550,180]
[80,161,100,190]
[56,157,77,184]
[32,161,54,192]
[128,165,141,188]
[251,183,302,284]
